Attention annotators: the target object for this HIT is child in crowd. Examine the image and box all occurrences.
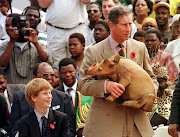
[69,33,85,70]
[133,30,146,43]
[17,78,69,137]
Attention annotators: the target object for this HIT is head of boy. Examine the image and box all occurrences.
[25,78,53,109]
[59,58,78,87]
[94,20,110,43]
[69,33,85,57]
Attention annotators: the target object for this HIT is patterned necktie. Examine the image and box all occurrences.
[118,44,125,57]
[41,116,47,137]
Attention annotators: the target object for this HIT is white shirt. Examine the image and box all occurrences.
[165,38,180,72]
[63,80,78,107]
[45,0,88,28]
[4,89,11,113]
[0,11,8,40]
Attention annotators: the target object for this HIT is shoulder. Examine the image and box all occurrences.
[127,39,145,47]
[52,89,71,99]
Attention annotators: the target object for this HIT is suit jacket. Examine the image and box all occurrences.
[17,109,70,137]
[168,73,180,125]
[78,38,159,137]
[6,84,26,105]
[9,89,76,137]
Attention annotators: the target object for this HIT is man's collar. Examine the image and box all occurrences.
[109,34,127,49]
[63,80,78,92]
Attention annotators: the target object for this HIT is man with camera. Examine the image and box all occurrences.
[0,13,53,84]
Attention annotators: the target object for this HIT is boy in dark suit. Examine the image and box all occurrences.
[17,78,70,137]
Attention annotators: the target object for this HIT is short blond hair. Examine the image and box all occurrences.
[25,78,53,107]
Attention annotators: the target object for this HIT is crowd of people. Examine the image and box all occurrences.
[0,0,180,137]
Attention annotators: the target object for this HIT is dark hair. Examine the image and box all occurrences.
[87,2,102,12]
[145,28,162,40]
[23,6,40,18]
[108,5,132,24]
[133,30,146,38]
[69,33,85,44]
[8,13,20,17]
[59,58,77,71]
[0,67,6,77]
[132,0,153,16]
[95,20,110,33]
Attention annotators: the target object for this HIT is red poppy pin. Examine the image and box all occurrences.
[50,123,55,129]
[130,52,136,58]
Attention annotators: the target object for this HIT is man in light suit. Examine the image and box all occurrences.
[78,5,159,137]
[9,62,76,137]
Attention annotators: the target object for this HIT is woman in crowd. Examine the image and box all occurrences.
[132,0,153,30]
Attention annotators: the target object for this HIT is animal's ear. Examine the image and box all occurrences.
[114,55,120,63]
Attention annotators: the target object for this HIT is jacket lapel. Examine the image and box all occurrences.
[101,38,114,59]
[47,109,55,137]
[30,111,42,137]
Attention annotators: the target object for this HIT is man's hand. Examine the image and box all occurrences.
[168,124,180,137]
[6,27,19,42]
[24,28,38,45]
[106,81,125,98]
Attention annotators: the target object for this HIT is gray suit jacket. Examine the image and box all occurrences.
[78,37,158,137]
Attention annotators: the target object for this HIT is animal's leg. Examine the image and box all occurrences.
[121,94,155,112]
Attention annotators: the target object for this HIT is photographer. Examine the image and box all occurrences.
[0,13,52,84]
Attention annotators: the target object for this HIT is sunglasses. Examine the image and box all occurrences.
[39,73,55,78]
[87,9,99,14]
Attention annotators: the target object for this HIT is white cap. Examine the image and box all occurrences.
[169,14,180,27]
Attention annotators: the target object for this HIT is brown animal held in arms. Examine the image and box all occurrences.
[85,55,156,112]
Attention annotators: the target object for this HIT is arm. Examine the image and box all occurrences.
[81,0,90,4]
[64,94,76,137]
[0,27,19,68]
[78,47,124,98]
[38,0,52,8]
[24,28,48,62]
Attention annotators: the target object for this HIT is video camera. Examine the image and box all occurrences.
[12,15,30,42]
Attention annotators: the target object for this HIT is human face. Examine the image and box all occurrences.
[25,9,40,29]
[109,14,132,44]
[142,22,156,31]
[155,7,170,27]
[145,33,160,52]
[32,89,52,110]
[37,64,55,86]
[0,75,7,93]
[94,23,109,43]
[60,64,78,87]
[87,4,101,22]
[177,3,180,14]
[69,38,85,57]
[53,68,61,88]
[171,20,180,40]
[102,0,116,20]
[135,0,150,16]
